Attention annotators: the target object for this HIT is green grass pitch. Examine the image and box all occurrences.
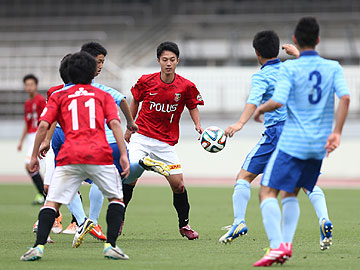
[0,184,359,269]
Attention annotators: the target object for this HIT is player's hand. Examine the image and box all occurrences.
[282,44,300,58]
[38,139,50,159]
[29,156,40,173]
[325,132,341,157]
[225,123,242,137]
[253,108,263,123]
[119,155,130,179]
[17,141,23,151]
[195,125,203,140]
[124,129,133,143]
[127,121,138,133]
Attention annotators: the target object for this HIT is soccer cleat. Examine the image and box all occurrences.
[104,243,129,260]
[219,221,248,244]
[320,218,333,250]
[20,245,44,261]
[179,225,199,240]
[47,236,54,243]
[33,220,38,233]
[62,222,77,234]
[139,156,170,177]
[32,193,45,205]
[52,211,63,234]
[284,242,292,258]
[90,225,107,241]
[72,218,95,248]
[253,243,289,267]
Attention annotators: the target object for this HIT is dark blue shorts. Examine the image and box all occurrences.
[242,121,284,175]
[261,148,322,193]
[51,126,127,182]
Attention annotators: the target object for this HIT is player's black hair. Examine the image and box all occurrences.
[252,30,280,59]
[68,52,97,84]
[157,41,180,59]
[23,74,38,85]
[59,54,72,84]
[80,42,107,57]
[294,17,319,48]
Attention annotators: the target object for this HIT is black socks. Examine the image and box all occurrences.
[34,207,56,247]
[173,188,190,228]
[106,202,125,247]
[30,171,45,198]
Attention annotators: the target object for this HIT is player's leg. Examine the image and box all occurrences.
[21,165,85,261]
[88,183,107,241]
[86,164,129,259]
[66,191,87,227]
[165,173,198,240]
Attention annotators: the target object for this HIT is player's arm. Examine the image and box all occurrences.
[189,107,203,134]
[38,121,57,159]
[120,99,138,132]
[124,99,140,142]
[17,122,28,151]
[29,121,50,172]
[225,103,257,137]
[108,119,130,178]
[325,94,350,156]
[282,44,300,58]
[254,99,283,123]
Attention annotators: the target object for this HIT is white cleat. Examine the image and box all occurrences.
[20,245,44,261]
[104,243,129,260]
[72,218,95,248]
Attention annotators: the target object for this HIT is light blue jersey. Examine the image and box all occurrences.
[272,51,350,160]
[247,59,287,127]
[54,82,125,144]
[92,82,126,144]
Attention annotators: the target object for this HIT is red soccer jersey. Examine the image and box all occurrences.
[131,72,204,145]
[24,93,46,133]
[40,84,120,166]
[47,84,64,100]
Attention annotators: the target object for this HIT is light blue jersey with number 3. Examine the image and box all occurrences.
[271,50,350,160]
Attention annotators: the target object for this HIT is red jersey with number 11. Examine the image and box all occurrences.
[39,84,120,166]
[131,72,204,145]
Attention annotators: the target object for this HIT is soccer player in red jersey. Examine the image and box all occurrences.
[124,41,204,240]
[21,52,130,261]
[17,74,46,205]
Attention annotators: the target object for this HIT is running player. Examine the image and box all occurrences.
[17,74,46,205]
[21,52,130,261]
[219,31,335,251]
[123,41,204,240]
[252,17,350,266]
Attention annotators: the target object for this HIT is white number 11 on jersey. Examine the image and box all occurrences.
[68,98,96,130]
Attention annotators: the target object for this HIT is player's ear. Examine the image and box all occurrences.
[315,36,320,46]
[255,50,261,57]
[176,57,180,64]
[292,35,298,47]
[157,57,160,64]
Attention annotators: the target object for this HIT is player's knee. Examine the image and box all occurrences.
[171,182,185,193]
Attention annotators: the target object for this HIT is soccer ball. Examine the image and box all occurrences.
[200,126,227,153]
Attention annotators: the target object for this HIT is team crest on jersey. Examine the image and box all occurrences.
[68,87,95,98]
[197,94,203,101]
[174,93,181,102]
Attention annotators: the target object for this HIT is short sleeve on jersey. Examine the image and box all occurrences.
[131,77,146,102]
[272,63,292,105]
[39,95,59,125]
[185,83,204,110]
[104,93,120,125]
[247,73,267,106]
[333,63,350,98]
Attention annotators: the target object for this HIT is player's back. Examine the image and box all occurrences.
[46,84,119,166]
[274,51,349,159]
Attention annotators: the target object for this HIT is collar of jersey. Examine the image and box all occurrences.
[300,50,318,57]
[261,58,281,69]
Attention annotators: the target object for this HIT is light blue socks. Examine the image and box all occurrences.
[281,197,300,243]
[67,192,87,225]
[123,162,145,184]
[307,186,329,225]
[89,184,104,225]
[232,179,251,225]
[260,198,282,249]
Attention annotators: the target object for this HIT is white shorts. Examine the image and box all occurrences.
[128,133,182,175]
[25,133,36,164]
[47,164,123,205]
[44,144,55,186]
